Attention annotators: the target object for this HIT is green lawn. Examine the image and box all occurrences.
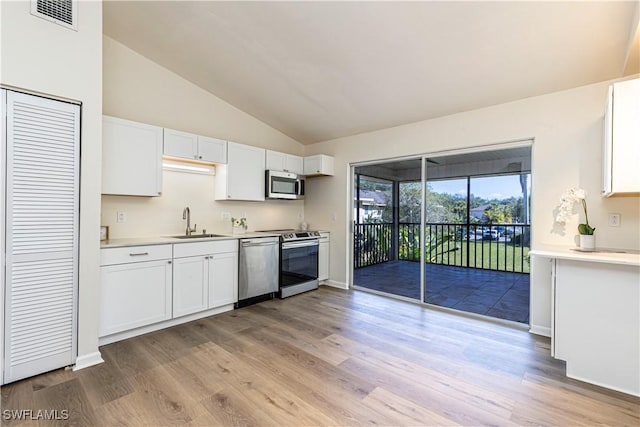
[425,240,530,273]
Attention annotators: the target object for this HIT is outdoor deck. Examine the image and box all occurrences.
[353,261,530,323]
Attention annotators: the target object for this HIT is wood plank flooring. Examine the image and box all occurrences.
[2,287,638,426]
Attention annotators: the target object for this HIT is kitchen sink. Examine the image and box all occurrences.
[170,234,227,239]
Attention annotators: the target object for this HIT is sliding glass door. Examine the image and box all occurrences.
[352,159,422,300]
[351,144,532,324]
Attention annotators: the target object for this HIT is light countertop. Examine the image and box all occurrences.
[530,243,640,267]
[101,231,282,249]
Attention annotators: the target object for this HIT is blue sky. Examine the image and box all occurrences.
[429,174,531,200]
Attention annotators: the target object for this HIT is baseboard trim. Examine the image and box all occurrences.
[73,351,104,371]
[321,280,348,290]
[98,304,234,346]
[529,325,551,337]
[566,370,640,397]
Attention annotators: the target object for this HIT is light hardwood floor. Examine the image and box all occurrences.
[2,287,638,426]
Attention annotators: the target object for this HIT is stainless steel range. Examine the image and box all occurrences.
[259,229,320,298]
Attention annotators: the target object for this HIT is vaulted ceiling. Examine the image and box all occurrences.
[103,1,640,144]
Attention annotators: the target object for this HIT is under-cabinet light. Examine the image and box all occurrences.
[162,161,215,175]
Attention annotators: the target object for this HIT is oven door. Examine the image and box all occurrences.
[280,239,319,287]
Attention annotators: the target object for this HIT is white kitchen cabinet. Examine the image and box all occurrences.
[164,128,227,164]
[266,150,304,174]
[603,78,640,196]
[553,259,639,396]
[530,246,640,397]
[304,154,334,176]
[102,116,163,196]
[173,240,238,316]
[209,252,239,307]
[318,232,330,281]
[172,255,208,317]
[215,141,265,201]
[100,245,173,337]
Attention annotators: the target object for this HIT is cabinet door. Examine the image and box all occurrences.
[164,128,198,160]
[173,256,209,317]
[303,154,334,176]
[198,136,227,163]
[209,252,238,308]
[610,78,640,194]
[318,240,330,281]
[286,154,304,175]
[266,150,303,174]
[266,150,287,171]
[100,260,172,336]
[3,90,80,384]
[223,142,265,201]
[103,116,163,196]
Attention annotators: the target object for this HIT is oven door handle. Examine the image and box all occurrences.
[282,240,319,249]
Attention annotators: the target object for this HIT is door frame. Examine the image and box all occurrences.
[348,139,534,309]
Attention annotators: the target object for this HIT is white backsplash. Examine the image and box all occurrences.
[101,169,304,239]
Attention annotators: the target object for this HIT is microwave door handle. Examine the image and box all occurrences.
[297,179,304,196]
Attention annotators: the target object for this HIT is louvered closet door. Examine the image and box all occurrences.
[3,90,80,383]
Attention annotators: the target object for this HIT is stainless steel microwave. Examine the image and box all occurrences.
[265,170,305,200]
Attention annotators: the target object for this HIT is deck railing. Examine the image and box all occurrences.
[353,223,393,268]
[355,222,530,273]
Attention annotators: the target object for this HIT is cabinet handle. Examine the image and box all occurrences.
[129,252,149,257]
[168,260,172,264]
[199,156,203,159]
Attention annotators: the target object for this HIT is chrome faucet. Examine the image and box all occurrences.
[182,207,197,236]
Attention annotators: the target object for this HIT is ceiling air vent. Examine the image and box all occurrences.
[30,0,77,31]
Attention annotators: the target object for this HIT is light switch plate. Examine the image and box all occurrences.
[116,211,127,223]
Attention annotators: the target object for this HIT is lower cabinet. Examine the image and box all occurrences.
[100,240,238,341]
[100,245,173,337]
[318,232,330,281]
[173,240,239,318]
[210,252,238,308]
[172,255,208,318]
[552,258,640,396]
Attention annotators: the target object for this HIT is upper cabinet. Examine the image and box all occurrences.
[603,78,640,197]
[102,116,163,197]
[266,150,304,175]
[164,128,227,164]
[304,154,335,176]
[215,142,265,201]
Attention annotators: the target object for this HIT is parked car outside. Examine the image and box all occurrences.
[482,230,499,240]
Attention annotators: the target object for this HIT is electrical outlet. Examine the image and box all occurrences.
[608,213,621,227]
[221,212,231,221]
[331,212,337,221]
[298,212,304,220]
[116,211,127,223]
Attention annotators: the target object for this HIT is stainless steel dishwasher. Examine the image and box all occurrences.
[237,236,280,307]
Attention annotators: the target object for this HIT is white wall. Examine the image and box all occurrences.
[1,1,103,361]
[303,77,640,333]
[102,36,305,238]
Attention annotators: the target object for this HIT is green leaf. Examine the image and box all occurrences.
[578,223,595,235]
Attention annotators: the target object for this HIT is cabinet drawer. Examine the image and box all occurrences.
[101,244,172,266]
[173,239,238,258]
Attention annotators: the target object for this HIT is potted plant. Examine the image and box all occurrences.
[231,217,247,234]
[556,187,595,250]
